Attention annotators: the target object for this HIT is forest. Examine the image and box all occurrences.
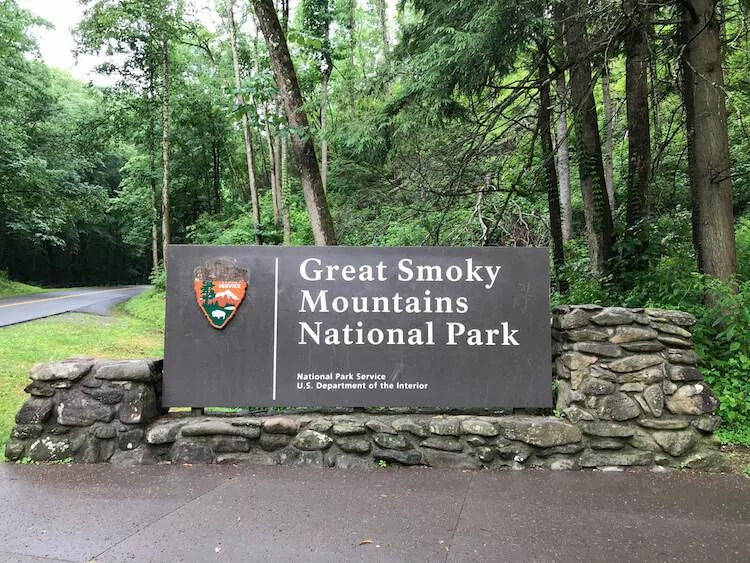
[0,1,749,438]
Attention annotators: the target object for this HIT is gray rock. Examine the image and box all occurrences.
[93,424,117,439]
[373,448,423,466]
[596,393,641,421]
[306,419,333,432]
[652,322,692,338]
[333,454,373,468]
[111,446,160,466]
[549,459,577,471]
[590,308,636,326]
[678,448,731,472]
[607,355,663,373]
[560,352,598,371]
[80,376,103,388]
[578,450,654,467]
[282,450,331,467]
[422,450,479,469]
[658,335,692,348]
[637,418,690,430]
[11,424,43,440]
[579,422,635,437]
[579,378,616,396]
[553,308,592,329]
[477,447,495,463]
[373,433,408,450]
[171,441,214,464]
[421,436,463,452]
[182,420,260,438]
[609,326,658,344]
[572,342,622,357]
[216,452,278,465]
[460,419,498,437]
[227,417,264,428]
[495,439,535,462]
[619,382,646,393]
[145,419,189,444]
[628,430,663,452]
[692,415,722,433]
[652,430,697,457]
[392,418,429,437]
[666,383,718,415]
[93,360,153,382]
[57,393,115,426]
[293,429,333,451]
[27,437,72,462]
[466,435,487,446]
[16,398,55,425]
[82,383,124,405]
[262,416,299,435]
[118,384,158,424]
[668,350,701,365]
[562,406,594,424]
[259,433,291,451]
[563,328,610,342]
[429,417,462,436]
[668,365,703,382]
[590,438,625,450]
[535,443,585,457]
[497,417,582,447]
[331,421,366,436]
[4,439,26,461]
[29,359,94,382]
[645,309,696,326]
[663,380,678,395]
[211,436,251,453]
[118,429,145,450]
[24,381,56,397]
[365,419,396,434]
[643,384,665,417]
[621,341,665,353]
[615,366,664,384]
[335,436,371,454]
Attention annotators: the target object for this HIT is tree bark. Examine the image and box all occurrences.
[321,68,330,192]
[601,64,616,218]
[161,39,171,269]
[682,0,736,283]
[229,2,262,244]
[539,41,567,294]
[625,0,652,263]
[565,0,613,273]
[555,73,572,242]
[281,137,291,244]
[253,0,337,245]
[377,0,388,52]
[147,66,160,270]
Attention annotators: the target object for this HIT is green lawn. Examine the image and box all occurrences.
[0,311,164,454]
[0,275,45,298]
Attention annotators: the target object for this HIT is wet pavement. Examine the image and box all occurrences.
[0,464,748,562]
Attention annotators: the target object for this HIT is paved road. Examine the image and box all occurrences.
[0,464,748,563]
[0,286,150,327]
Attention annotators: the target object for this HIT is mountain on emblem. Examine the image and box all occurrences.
[193,258,248,330]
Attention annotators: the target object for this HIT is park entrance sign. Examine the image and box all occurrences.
[163,246,551,407]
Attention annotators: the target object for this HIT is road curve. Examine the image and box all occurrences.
[0,286,150,327]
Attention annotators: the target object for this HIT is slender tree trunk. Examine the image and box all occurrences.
[625,0,652,265]
[264,116,282,229]
[253,0,337,245]
[161,39,171,269]
[555,73,572,242]
[601,64,616,218]
[539,41,567,294]
[321,68,330,192]
[229,2,262,244]
[565,0,613,273]
[281,137,291,244]
[147,70,160,270]
[377,0,388,52]
[212,141,222,213]
[682,0,736,283]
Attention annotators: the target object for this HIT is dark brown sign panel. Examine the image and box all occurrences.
[163,246,551,407]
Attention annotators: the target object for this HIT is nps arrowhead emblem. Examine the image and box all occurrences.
[193,258,248,330]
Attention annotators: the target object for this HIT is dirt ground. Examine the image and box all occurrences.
[722,445,750,476]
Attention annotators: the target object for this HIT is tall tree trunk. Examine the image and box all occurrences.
[161,39,171,269]
[555,73,573,242]
[682,0,736,283]
[264,116,282,229]
[377,0,388,52]
[601,64,616,218]
[212,141,222,213]
[253,0,337,245]
[565,0,613,273]
[625,0,652,265]
[147,69,160,270]
[229,2,262,244]
[539,41,567,294]
[281,137,291,244]
[321,68,330,192]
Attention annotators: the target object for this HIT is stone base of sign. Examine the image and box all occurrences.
[4,306,730,472]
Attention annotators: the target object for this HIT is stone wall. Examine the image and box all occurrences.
[4,307,729,471]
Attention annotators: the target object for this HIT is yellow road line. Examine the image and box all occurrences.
[0,288,126,309]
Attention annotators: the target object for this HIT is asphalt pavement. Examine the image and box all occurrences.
[0,464,748,563]
[0,286,149,327]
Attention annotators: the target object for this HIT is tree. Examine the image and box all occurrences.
[252,0,337,245]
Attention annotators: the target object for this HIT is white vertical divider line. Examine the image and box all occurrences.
[273,257,279,401]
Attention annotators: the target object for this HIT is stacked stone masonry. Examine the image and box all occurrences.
[4,306,729,471]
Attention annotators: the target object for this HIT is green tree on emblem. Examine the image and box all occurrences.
[200,280,215,306]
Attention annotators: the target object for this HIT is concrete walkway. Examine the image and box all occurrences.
[1,464,748,562]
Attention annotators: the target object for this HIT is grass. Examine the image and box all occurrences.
[0,274,45,298]
[124,289,166,330]
[0,312,164,454]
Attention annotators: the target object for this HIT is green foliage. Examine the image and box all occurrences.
[0,270,42,298]
[149,267,167,293]
[124,289,166,331]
